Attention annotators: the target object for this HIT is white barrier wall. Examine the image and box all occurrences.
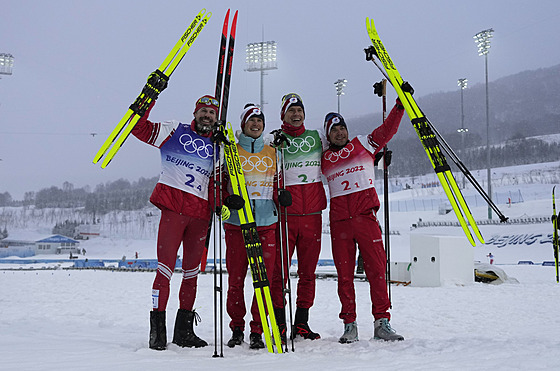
[410,234,474,287]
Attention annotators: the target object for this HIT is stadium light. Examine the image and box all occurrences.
[334,78,347,113]
[245,41,278,109]
[0,53,15,76]
[474,28,494,219]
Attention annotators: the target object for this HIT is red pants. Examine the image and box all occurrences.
[152,208,208,312]
[271,213,322,309]
[330,214,391,324]
[225,224,277,334]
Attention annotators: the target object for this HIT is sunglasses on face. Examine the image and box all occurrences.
[198,97,220,107]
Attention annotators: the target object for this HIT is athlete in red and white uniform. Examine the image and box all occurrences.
[321,100,405,343]
[271,93,328,341]
[132,95,219,351]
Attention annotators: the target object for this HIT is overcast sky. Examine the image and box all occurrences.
[1,0,559,200]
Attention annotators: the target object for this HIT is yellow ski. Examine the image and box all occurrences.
[93,9,211,168]
[222,122,283,353]
[366,17,484,245]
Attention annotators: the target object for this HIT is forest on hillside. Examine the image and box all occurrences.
[2,64,560,210]
[0,135,558,211]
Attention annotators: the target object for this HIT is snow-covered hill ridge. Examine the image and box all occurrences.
[1,161,558,242]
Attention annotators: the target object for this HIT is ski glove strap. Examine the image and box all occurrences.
[220,205,231,220]
[401,81,414,95]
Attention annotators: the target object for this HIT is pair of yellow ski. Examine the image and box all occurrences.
[366,17,487,246]
[221,122,284,353]
[92,9,211,168]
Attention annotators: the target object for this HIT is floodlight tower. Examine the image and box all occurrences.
[334,78,347,113]
[474,28,494,219]
[0,53,15,77]
[245,41,277,109]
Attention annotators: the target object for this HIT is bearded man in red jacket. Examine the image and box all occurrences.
[132,95,219,351]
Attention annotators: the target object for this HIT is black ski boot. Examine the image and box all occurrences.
[149,310,167,350]
[172,309,208,348]
[274,307,287,345]
[227,326,244,348]
[249,332,265,349]
[292,307,320,340]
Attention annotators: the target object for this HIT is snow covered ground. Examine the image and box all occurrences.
[1,161,559,370]
[1,266,559,370]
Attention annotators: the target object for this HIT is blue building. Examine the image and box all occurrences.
[35,235,80,255]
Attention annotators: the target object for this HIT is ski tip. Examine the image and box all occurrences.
[222,9,230,32]
[230,10,238,37]
[466,232,476,247]
[476,233,485,245]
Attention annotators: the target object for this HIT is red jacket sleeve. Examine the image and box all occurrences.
[367,100,405,155]
[131,101,162,146]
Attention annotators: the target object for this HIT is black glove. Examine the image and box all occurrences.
[129,70,169,116]
[278,189,292,207]
[224,194,245,211]
[147,70,169,94]
[373,81,385,97]
[270,129,290,147]
[364,45,378,61]
[211,122,229,144]
[374,150,392,167]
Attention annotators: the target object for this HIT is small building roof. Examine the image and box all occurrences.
[36,235,80,244]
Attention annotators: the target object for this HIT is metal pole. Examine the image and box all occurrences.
[260,69,265,109]
[460,85,466,189]
[337,95,340,114]
[485,53,492,220]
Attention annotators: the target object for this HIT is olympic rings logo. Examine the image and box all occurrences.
[240,155,274,172]
[286,135,316,154]
[324,142,354,163]
[179,134,213,159]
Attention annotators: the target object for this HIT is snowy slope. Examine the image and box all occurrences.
[0,161,559,370]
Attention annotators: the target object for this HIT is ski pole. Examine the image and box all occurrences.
[278,144,295,352]
[553,186,559,283]
[211,9,232,358]
[373,78,393,306]
[272,132,294,352]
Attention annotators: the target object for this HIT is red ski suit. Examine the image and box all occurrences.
[132,103,213,313]
[322,102,404,324]
[271,127,328,310]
